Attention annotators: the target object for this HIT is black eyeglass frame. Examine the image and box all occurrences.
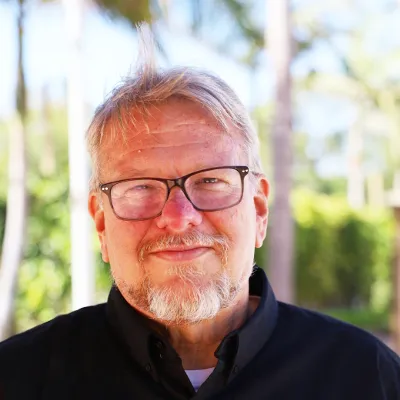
[99,165,250,221]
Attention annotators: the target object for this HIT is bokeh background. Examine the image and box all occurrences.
[1,0,400,352]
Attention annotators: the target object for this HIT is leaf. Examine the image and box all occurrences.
[94,0,154,26]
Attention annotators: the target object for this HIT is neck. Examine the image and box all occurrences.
[161,285,258,370]
[120,280,260,370]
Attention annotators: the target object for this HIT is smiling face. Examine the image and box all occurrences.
[89,98,269,324]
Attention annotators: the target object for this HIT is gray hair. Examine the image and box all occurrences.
[86,25,262,191]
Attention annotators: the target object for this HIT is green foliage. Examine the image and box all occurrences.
[0,120,7,245]
[16,169,71,330]
[216,0,264,49]
[256,189,394,315]
[0,108,113,332]
[0,197,5,247]
[322,308,389,333]
[314,177,347,196]
[294,190,394,311]
[0,121,9,200]
[0,107,396,332]
[95,0,153,26]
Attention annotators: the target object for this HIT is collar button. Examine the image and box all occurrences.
[155,340,165,350]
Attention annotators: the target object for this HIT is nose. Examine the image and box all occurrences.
[155,187,203,232]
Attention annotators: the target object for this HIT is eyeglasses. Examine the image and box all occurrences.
[100,166,250,221]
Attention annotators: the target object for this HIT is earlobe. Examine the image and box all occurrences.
[254,176,269,248]
[88,192,109,263]
[89,192,105,232]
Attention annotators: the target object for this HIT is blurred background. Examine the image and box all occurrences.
[1,0,400,353]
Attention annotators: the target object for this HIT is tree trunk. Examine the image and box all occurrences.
[366,173,384,208]
[0,0,28,341]
[39,85,56,176]
[63,0,94,309]
[266,0,295,304]
[392,207,400,353]
[347,116,365,209]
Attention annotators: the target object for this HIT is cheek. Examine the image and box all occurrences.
[222,192,257,238]
[231,208,257,251]
[104,215,150,280]
[210,202,257,270]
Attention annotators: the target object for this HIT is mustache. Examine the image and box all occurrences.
[138,231,229,262]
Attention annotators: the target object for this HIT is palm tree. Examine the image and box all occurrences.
[63,0,156,310]
[0,0,292,333]
[266,0,294,304]
[62,0,95,310]
[0,0,28,340]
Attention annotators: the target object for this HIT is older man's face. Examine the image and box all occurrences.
[89,99,268,324]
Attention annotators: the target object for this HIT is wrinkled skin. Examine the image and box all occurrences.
[89,99,269,324]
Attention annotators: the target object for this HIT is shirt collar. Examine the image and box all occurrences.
[106,284,157,370]
[220,266,278,372]
[106,266,278,373]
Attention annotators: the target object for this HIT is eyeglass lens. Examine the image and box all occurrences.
[110,168,243,220]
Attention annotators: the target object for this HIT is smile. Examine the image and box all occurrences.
[149,247,211,261]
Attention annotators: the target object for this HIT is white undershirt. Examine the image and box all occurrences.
[185,367,215,391]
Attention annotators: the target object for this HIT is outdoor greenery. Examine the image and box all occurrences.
[323,308,389,333]
[0,107,395,333]
[2,1,400,339]
[256,190,394,332]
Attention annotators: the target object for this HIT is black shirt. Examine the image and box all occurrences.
[0,266,399,399]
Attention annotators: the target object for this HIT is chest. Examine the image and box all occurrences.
[36,349,381,400]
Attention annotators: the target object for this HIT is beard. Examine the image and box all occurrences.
[132,265,241,324]
[115,231,244,325]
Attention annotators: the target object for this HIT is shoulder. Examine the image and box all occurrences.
[276,302,400,395]
[0,304,106,380]
[0,303,106,356]
[276,301,390,350]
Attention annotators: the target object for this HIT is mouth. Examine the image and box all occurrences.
[149,246,212,262]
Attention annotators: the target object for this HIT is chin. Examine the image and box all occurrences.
[150,262,211,284]
[145,268,240,324]
[147,286,224,324]
[161,275,210,296]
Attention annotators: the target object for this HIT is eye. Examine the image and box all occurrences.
[112,181,161,199]
[130,184,152,191]
[124,183,160,196]
[193,177,229,188]
[201,177,219,184]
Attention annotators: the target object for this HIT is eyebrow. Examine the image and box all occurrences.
[102,164,233,184]
[115,160,231,177]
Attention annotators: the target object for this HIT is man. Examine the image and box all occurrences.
[1,33,400,400]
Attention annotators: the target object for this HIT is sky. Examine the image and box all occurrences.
[0,1,264,119]
[1,0,399,177]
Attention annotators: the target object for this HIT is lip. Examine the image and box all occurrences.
[149,247,211,261]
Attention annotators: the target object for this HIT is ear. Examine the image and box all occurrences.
[88,191,109,263]
[253,175,269,248]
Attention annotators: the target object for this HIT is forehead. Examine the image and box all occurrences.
[99,99,246,179]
